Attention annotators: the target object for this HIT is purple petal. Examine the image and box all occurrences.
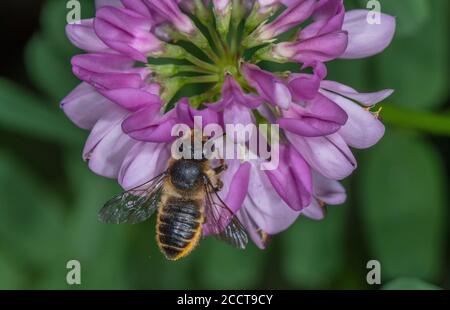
[300,0,345,39]
[82,107,134,178]
[260,0,316,39]
[341,9,396,59]
[301,199,326,220]
[288,61,327,101]
[320,80,394,106]
[118,142,170,189]
[71,53,148,90]
[176,98,221,128]
[241,63,291,109]
[245,160,301,234]
[276,31,348,63]
[61,82,120,130]
[286,132,357,180]
[88,126,136,178]
[265,145,312,211]
[94,6,162,62]
[223,104,254,127]
[66,19,110,52]
[279,93,348,137]
[122,106,178,143]
[82,104,129,162]
[121,0,153,17]
[145,0,195,34]
[98,88,162,111]
[312,171,346,205]
[321,89,385,149]
[224,162,251,213]
[278,117,342,137]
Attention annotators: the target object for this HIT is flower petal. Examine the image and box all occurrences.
[320,80,394,106]
[98,88,162,111]
[82,103,128,161]
[122,106,178,143]
[241,63,292,109]
[118,142,170,189]
[61,82,117,130]
[245,160,301,234]
[66,19,110,52]
[301,199,326,220]
[265,145,312,211]
[94,6,162,62]
[341,9,396,59]
[321,89,385,149]
[83,108,135,178]
[286,132,357,180]
[312,171,346,205]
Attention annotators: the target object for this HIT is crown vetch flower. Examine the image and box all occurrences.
[62,0,396,248]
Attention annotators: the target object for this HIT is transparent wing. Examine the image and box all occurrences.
[203,180,248,249]
[98,173,166,224]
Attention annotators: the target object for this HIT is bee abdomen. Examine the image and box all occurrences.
[157,198,203,260]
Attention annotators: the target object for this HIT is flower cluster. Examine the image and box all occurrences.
[62,0,395,248]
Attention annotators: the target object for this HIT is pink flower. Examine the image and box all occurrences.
[62,0,396,248]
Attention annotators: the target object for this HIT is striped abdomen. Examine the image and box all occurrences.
[156,197,204,260]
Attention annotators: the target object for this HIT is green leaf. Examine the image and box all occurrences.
[281,207,347,288]
[25,34,79,102]
[0,78,84,146]
[197,239,266,289]
[358,130,447,281]
[0,151,66,269]
[0,253,26,290]
[374,0,449,109]
[327,59,370,91]
[60,152,130,289]
[40,0,95,58]
[383,278,441,290]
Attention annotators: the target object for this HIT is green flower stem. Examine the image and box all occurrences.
[208,23,228,58]
[193,0,227,58]
[184,53,219,73]
[189,84,221,108]
[187,31,222,64]
[147,64,212,77]
[382,104,450,137]
[185,75,220,84]
[161,75,219,104]
[153,43,218,73]
[230,0,245,57]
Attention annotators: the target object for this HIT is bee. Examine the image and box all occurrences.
[98,134,248,260]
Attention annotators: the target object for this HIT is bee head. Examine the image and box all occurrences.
[175,133,214,161]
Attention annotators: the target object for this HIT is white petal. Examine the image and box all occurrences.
[341,9,396,59]
[61,83,115,130]
[118,142,170,190]
[322,89,385,149]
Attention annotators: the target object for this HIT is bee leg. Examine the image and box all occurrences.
[214,163,228,175]
[203,174,223,192]
[215,179,223,192]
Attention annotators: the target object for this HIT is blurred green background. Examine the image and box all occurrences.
[0,0,449,290]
